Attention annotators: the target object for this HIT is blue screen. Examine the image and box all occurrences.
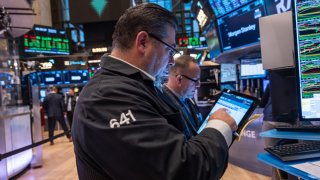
[209,0,255,18]
[37,71,63,86]
[63,70,89,84]
[198,91,254,133]
[217,0,266,52]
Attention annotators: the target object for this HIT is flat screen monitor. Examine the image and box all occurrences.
[293,0,320,121]
[63,70,89,84]
[217,0,266,52]
[21,25,70,57]
[69,0,130,23]
[264,0,291,15]
[220,63,237,83]
[39,89,47,102]
[205,26,221,58]
[208,0,255,18]
[37,71,63,86]
[240,58,266,79]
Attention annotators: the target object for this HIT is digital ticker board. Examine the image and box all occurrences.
[22,26,70,56]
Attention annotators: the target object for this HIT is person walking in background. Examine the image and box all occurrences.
[43,86,72,145]
[161,55,203,138]
[65,88,77,129]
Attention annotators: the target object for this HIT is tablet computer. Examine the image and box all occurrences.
[197,89,259,135]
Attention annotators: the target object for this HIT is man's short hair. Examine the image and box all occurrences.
[112,3,177,50]
[169,55,198,75]
[49,86,57,92]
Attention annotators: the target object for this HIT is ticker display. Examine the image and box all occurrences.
[22,26,70,56]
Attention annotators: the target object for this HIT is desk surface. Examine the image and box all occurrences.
[260,129,320,141]
[258,153,320,180]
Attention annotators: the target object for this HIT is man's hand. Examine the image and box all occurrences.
[208,108,237,131]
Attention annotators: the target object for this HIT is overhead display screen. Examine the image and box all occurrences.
[264,0,292,15]
[37,71,63,86]
[293,0,320,120]
[63,70,89,84]
[217,0,266,52]
[22,26,70,56]
[69,0,130,24]
[209,0,254,18]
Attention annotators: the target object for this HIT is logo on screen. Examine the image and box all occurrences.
[91,0,107,17]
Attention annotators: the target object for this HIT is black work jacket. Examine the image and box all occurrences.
[72,55,229,180]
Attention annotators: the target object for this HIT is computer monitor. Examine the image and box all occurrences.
[292,0,320,121]
[39,89,47,102]
[205,26,221,59]
[240,58,266,79]
[63,70,89,84]
[220,63,237,83]
[217,0,266,52]
[37,71,63,86]
[208,0,255,18]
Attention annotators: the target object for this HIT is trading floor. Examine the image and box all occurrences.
[15,131,270,180]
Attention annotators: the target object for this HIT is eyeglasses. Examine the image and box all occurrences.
[178,74,200,83]
[148,33,180,57]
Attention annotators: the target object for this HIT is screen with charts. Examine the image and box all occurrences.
[198,90,254,133]
[220,63,237,83]
[209,0,255,18]
[217,0,265,52]
[240,58,266,79]
[293,0,320,120]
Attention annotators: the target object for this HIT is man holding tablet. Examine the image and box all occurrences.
[198,89,259,144]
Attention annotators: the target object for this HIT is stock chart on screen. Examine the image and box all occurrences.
[294,0,320,119]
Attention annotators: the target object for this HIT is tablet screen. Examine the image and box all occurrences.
[197,90,257,133]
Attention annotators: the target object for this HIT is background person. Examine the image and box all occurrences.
[161,55,203,138]
[43,86,71,145]
[72,3,236,180]
[65,88,77,129]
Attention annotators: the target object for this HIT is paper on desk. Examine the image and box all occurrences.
[291,161,320,178]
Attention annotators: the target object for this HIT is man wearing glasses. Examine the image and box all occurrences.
[72,3,237,180]
[161,55,203,139]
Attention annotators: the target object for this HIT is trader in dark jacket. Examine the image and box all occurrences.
[161,55,203,138]
[72,3,236,180]
[43,86,71,145]
[65,88,77,129]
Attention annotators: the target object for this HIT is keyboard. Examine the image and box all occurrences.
[265,141,320,161]
[275,124,320,132]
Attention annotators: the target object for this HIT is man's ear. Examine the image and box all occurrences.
[135,31,148,53]
[176,74,182,85]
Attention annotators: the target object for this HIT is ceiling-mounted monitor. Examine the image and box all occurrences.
[209,0,255,18]
[69,0,130,24]
[217,0,266,52]
[20,25,70,57]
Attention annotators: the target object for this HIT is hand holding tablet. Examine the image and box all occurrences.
[208,108,238,131]
[198,89,259,136]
